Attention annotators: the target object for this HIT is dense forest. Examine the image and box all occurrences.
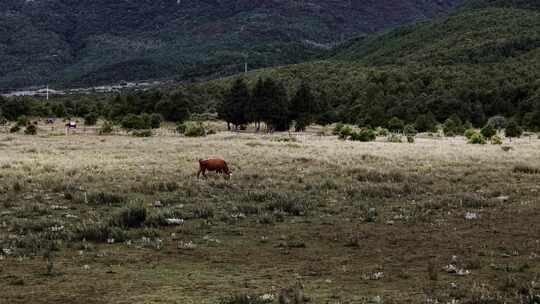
[0,0,460,90]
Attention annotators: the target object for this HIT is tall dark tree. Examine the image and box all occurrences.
[250,78,267,132]
[290,82,316,131]
[220,77,250,130]
[155,90,191,122]
[260,78,291,132]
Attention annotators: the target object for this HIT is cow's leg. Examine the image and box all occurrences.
[202,169,208,179]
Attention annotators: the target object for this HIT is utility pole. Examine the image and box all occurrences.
[243,53,248,74]
[46,84,49,100]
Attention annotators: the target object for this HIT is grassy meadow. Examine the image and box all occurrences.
[1,125,540,303]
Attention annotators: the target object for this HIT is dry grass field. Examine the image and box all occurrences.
[1,128,540,304]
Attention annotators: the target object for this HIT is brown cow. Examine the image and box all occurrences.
[197,158,232,179]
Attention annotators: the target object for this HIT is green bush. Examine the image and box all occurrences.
[16,116,29,127]
[98,121,114,135]
[469,133,487,144]
[176,122,187,134]
[121,114,151,130]
[387,117,404,132]
[505,119,523,138]
[332,123,344,135]
[464,128,476,139]
[350,128,376,142]
[403,124,417,136]
[338,125,353,139]
[24,124,37,135]
[150,113,162,129]
[73,222,127,243]
[491,135,503,145]
[407,135,415,143]
[375,127,389,136]
[443,116,463,137]
[481,124,496,138]
[184,122,207,137]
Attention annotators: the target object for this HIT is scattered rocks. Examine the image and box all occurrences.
[496,195,510,203]
[465,212,479,220]
[443,264,470,276]
[165,218,184,225]
[178,241,195,250]
[362,271,384,280]
[153,201,163,208]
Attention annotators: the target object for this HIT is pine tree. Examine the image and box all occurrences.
[260,78,290,132]
[290,82,316,131]
[221,77,250,130]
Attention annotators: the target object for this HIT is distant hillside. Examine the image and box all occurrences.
[191,4,540,129]
[0,0,461,89]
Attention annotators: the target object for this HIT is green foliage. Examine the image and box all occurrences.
[155,91,191,123]
[183,122,207,137]
[375,127,389,137]
[16,115,29,127]
[407,135,415,143]
[338,125,353,139]
[332,123,345,135]
[24,124,37,135]
[415,113,438,133]
[99,121,114,135]
[491,135,503,145]
[149,113,162,129]
[84,112,98,126]
[481,124,497,138]
[403,124,417,136]
[350,129,376,142]
[290,82,316,132]
[464,129,477,139]
[443,116,464,137]
[220,78,251,129]
[387,117,405,132]
[505,119,523,138]
[469,133,487,144]
[121,114,151,130]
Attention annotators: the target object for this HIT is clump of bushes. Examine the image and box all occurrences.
[375,127,389,137]
[464,128,476,139]
[505,120,523,138]
[337,125,353,139]
[110,203,147,228]
[24,125,37,135]
[332,123,345,135]
[121,114,151,130]
[490,135,503,145]
[177,122,207,137]
[350,128,376,142]
[480,124,496,139]
[469,133,487,144]
[98,121,114,135]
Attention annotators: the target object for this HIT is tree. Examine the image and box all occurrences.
[1,98,31,121]
[415,112,438,132]
[505,119,523,139]
[290,82,316,132]
[387,117,404,133]
[84,112,98,126]
[487,115,507,130]
[480,124,496,138]
[260,78,290,132]
[250,78,267,132]
[150,113,163,129]
[155,91,191,122]
[220,77,250,130]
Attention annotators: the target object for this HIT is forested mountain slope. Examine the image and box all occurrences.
[0,0,460,89]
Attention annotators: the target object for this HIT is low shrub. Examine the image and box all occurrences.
[338,125,353,139]
[110,204,147,228]
[73,222,127,242]
[513,164,540,174]
[480,124,496,139]
[350,128,376,142]
[10,125,20,133]
[332,123,344,135]
[406,135,415,143]
[24,125,37,135]
[464,129,476,139]
[183,122,206,137]
[98,121,114,135]
[491,135,503,145]
[84,113,98,126]
[469,133,487,144]
[375,127,389,137]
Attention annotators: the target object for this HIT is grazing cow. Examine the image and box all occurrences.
[197,158,232,179]
[65,122,77,129]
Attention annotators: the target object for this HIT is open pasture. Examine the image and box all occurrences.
[1,131,540,303]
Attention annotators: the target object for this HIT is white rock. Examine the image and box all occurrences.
[165,218,184,225]
[465,212,478,220]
